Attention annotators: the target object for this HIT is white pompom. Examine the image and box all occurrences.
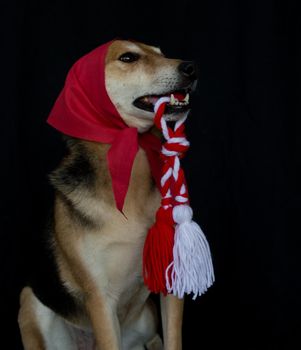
[173,204,193,223]
[166,204,215,299]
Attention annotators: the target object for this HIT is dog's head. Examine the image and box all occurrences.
[105,40,197,132]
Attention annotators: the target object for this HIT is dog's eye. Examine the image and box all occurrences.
[118,52,140,63]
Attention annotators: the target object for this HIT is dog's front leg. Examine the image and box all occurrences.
[160,294,184,350]
[85,292,121,350]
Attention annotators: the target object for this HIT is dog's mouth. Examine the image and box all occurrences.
[133,90,191,114]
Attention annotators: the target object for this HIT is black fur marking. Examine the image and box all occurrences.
[27,138,102,321]
[50,140,97,195]
[28,205,82,320]
[51,153,96,193]
[57,191,97,229]
[62,153,95,188]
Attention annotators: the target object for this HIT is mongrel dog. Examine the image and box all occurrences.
[18,40,197,350]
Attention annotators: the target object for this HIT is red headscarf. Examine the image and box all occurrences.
[47,41,162,211]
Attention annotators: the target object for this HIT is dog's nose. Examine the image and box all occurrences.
[178,61,197,80]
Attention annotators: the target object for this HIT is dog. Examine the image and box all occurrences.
[18,40,197,350]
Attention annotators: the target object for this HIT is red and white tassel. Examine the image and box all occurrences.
[143,96,215,299]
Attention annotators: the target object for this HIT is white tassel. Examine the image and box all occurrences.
[166,204,215,299]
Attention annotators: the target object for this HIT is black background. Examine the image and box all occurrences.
[1,0,300,349]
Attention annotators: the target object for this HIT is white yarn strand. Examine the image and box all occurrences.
[175,113,188,129]
[154,96,171,113]
[161,167,173,187]
[173,156,180,181]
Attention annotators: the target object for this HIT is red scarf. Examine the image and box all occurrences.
[47,41,162,212]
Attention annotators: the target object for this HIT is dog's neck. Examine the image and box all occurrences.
[50,132,161,228]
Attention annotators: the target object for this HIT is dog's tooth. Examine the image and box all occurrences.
[184,93,190,103]
[170,94,175,105]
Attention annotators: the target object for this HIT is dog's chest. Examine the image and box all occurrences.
[77,200,157,314]
[77,148,160,304]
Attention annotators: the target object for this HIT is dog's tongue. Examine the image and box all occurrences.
[173,92,185,100]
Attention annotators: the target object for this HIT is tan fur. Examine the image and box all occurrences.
[18,40,189,350]
[18,288,46,350]
[160,295,184,350]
